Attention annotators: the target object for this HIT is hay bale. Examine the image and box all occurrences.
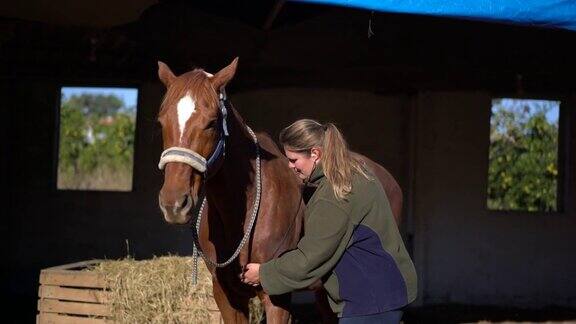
[89,256,263,323]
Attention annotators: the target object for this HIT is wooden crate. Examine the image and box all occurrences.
[37,260,223,324]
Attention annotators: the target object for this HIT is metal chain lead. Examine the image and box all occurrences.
[191,126,261,283]
[192,243,199,284]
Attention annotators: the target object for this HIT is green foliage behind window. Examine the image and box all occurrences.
[57,88,138,191]
[488,98,560,212]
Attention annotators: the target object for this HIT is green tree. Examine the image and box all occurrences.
[58,92,136,190]
[80,113,135,172]
[58,101,87,175]
[67,93,124,118]
[488,99,559,212]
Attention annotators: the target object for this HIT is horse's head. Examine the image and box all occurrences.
[156,58,238,224]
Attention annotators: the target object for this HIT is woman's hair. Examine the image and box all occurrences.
[279,119,370,200]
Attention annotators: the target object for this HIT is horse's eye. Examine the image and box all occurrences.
[205,120,217,130]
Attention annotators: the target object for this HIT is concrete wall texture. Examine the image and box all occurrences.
[412,92,576,307]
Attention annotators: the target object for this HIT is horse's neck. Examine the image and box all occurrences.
[206,107,255,225]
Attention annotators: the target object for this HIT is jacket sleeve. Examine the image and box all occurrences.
[260,198,351,295]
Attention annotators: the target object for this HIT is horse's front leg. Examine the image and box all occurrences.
[314,288,338,324]
[256,290,291,324]
[213,276,250,324]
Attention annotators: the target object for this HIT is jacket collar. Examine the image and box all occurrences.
[306,163,325,187]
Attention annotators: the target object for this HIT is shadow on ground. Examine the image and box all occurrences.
[291,304,576,324]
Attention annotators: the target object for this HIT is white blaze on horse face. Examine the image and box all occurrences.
[176,93,196,143]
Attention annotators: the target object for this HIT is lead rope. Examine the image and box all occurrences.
[191,126,261,284]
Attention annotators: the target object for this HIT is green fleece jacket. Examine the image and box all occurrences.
[260,165,417,317]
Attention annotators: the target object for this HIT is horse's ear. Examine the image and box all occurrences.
[158,61,176,87]
[211,57,238,91]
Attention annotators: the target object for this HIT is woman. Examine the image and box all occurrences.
[242,119,417,323]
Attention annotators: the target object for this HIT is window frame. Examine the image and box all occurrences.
[485,93,567,214]
[53,83,141,193]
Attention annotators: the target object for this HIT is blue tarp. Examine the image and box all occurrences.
[295,0,576,31]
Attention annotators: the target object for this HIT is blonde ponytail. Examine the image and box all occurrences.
[279,119,370,200]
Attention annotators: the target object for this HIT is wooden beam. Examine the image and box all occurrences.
[37,313,110,324]
[38,299,111,317]
[263,0,286,30]
[39,286,110,304]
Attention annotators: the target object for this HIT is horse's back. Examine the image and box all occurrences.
[352,152,403,225]
[254,138,403,225]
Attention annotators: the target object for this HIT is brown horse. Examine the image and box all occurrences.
[156,58,403,323]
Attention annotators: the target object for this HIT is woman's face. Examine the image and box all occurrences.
[284,147,321,180]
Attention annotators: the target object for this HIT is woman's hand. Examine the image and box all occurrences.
[241,263,261,287]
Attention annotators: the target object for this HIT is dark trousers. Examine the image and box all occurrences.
[339,311,403,324]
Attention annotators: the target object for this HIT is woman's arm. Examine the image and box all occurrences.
[255,199,352,295]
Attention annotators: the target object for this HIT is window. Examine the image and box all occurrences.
[57,87,138,191]
[487,98,560,212]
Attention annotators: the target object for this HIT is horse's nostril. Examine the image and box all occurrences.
[173,195,186,209]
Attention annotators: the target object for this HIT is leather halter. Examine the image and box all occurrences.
[157,91,229,176]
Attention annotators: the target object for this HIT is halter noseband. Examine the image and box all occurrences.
[157,91,229,175]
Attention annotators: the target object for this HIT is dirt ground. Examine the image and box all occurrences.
[404,304,576,323]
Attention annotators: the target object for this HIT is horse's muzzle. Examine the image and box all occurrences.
[158,193,195,224]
